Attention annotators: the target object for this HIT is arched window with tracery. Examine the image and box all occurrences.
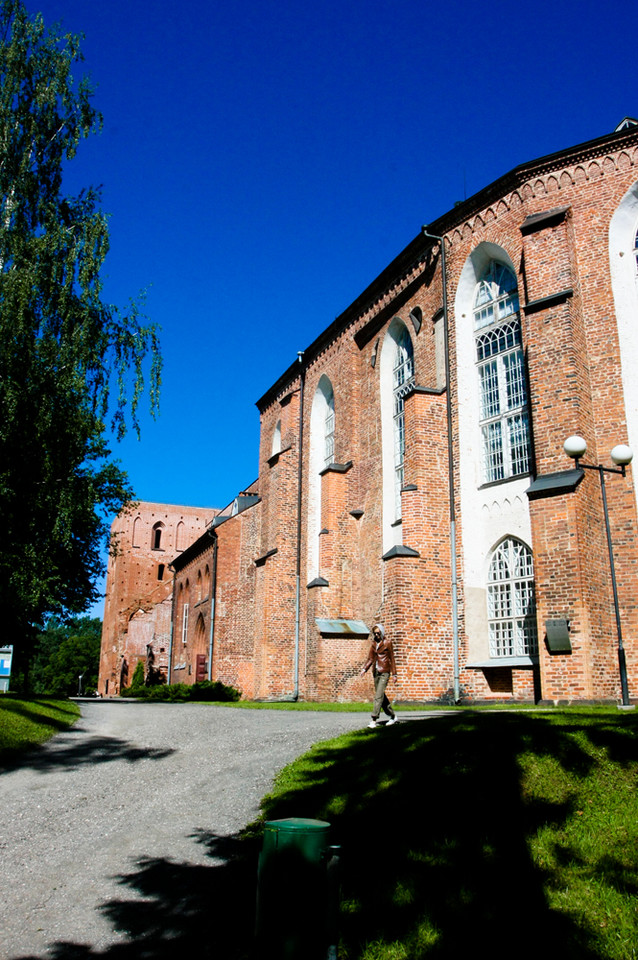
[474,263,530,483]
[391,323,415,517]
[380,319,415,551]
[487,538,537,658]
[324,384,335,467]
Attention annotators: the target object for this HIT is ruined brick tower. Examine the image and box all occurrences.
[98,502,216,695]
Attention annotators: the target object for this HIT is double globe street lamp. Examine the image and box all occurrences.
[563,435,633,706]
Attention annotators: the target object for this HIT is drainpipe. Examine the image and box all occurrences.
[207,529,219,681]
[294,351,305,701]
[422,226,460,703]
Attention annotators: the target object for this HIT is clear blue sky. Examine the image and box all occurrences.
[25,0,634,615]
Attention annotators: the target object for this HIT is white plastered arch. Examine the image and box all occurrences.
[454,242,532,660]
[379,317,413,553]
[307,375,334,581]
[609,179,638,519]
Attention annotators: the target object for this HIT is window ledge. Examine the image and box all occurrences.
[466,657,538,669]
[320,461,353,476]
[315,618,370,637]
[255,548,278,567]
[307,577,329,589]
[478,472,531,491]
[382,544,420,560]
[266,445,292,467]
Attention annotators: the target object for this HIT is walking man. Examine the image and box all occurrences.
[360,623,397,728]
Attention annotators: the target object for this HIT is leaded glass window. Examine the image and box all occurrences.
[488,539,538,658]
[392,326,415,518]
[474,263,531,483]
[324,390,335,467]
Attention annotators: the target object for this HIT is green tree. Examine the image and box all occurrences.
[0,1,161,664]
[30,615,102,695]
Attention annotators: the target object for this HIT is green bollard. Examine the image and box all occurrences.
[255,817,332,959]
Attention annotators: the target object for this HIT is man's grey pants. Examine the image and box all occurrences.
[372,671,396,719]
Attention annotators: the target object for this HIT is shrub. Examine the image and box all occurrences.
[122,660,145,697]
[121,679,241,703]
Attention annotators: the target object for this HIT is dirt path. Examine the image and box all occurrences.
[0,701,372,959]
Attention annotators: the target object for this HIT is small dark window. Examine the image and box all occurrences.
[157,563,165,581]
[152,521,165,550]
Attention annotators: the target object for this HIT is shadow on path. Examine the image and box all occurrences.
[15,832,258,960]
[1,732,175,773]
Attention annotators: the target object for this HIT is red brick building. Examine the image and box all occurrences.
[101,119,638,704]
[99,502,216,695]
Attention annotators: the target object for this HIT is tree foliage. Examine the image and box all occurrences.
[29,615,102,695]
[0,1,161,647]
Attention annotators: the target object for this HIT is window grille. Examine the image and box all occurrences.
[474,263,530,483]
[324,394,335,467]
[181,603,189,645]
[392,326,415,517]
[634,225,638,275]
[487,539,537,657]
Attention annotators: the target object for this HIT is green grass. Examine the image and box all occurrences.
[253,707,638,960]
[218,700,451,712]
[0,695,80,763]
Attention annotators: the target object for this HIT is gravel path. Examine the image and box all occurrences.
[0,701,374,959]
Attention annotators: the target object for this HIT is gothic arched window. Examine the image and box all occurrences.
[474,263,530,483]
[487,538,538,658]
[324,384,335,467]
[392,324,415,517]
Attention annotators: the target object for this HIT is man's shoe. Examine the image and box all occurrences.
[367,719,378,729]
[386,716,397,725]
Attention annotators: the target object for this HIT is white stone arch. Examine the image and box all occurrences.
[455,242,521,492]
[454,242,533,661]
[609,180,638,519]
[271,419,282,456]
[379,317,414,553]
[307,375,335,581]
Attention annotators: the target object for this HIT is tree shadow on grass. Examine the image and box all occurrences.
[259,710,637,959]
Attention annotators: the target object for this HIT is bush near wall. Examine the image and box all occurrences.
[121,680,241,702]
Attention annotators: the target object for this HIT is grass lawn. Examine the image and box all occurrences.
[0,695,79,764]
[254,707,638,960]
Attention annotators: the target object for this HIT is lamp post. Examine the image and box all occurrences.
[563,435,633,705]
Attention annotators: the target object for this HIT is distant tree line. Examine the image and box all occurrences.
[11,616,102,696]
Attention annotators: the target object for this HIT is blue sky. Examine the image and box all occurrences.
[24,0,634,615]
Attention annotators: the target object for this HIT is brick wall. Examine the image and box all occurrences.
[102,126,638,705]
